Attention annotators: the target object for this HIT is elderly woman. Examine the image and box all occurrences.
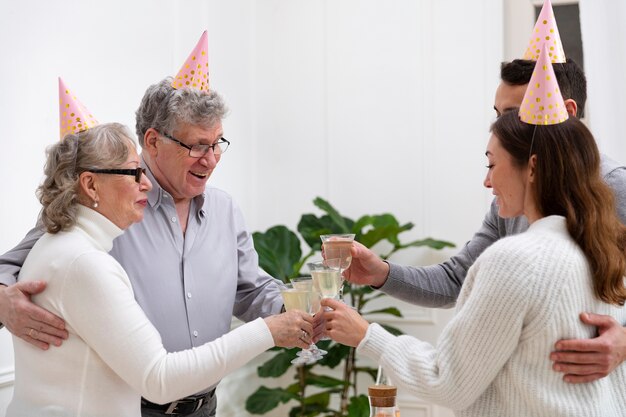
[7,123,313,417]
[321,111,626,416]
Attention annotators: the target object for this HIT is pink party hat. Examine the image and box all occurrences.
[523,0,566,63]
[58,78,99,139]
[171,31,209,92]
[519,45,568,125]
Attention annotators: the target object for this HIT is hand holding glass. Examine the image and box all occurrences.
[320,234,355,300]
[290,277,327,361]
[281,283,324,365]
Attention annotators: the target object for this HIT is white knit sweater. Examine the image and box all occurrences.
[8,206,274,417]
[358,215,626,416]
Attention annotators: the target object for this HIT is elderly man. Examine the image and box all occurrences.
[0,69,285,417]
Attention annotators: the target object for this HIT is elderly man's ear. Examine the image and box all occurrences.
[143,128,161,158]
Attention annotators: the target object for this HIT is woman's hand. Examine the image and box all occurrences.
[320,298,369,347]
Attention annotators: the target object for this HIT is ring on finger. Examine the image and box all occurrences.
[301,330,308,339]
[28,328,35,338]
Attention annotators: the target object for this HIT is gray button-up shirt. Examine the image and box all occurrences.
[0,162,285,354]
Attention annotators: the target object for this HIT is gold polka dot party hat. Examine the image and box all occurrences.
[519,44,568,125]
[523,0,566,63]
[58,78,99,139]
[171,31,209,92]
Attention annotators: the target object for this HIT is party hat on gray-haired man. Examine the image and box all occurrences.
[171,30,209,92]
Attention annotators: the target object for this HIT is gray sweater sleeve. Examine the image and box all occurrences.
[378,201,504,308]
[378,154,626,309]
[600,155,626,224]
[0,226,45,287]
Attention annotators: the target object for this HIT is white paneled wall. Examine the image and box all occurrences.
[0,1,502,416]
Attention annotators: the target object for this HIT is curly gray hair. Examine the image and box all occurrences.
[135,77,228,146]
[37,123,136,233]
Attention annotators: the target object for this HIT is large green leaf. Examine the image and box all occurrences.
[362,307,403,318]
[246,386,296,414]
[354,214,413,248]
[347,284,374,297]
[305,372,349,388]
[257,349,298,378]
[400,237,456,250]
[313,197,351,233]
[297,214,333,250]
[318,343,351,368]
[286,391,333,417]
[347,394,370,417]
[253,226,302,280]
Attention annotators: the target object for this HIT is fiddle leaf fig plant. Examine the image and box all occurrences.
[246,197,455,417]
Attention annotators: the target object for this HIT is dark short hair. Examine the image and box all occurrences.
[490,111,626,305]
[500,59,587,118]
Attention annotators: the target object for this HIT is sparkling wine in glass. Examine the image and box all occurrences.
[280,284,321,366]
[308,259,342,341]
[308,259,343,300]
[320,234,355,272]
[289,277,326,360]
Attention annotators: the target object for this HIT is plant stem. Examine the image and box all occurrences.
[341,347,354,414]
[298,365,306,416]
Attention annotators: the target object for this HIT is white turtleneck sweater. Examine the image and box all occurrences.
[7,206,274,417]
[359,215,626,416]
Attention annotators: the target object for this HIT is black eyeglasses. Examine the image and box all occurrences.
[88,167,146,183]
[160,132,230,158]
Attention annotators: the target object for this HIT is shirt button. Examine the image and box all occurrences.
[171,217,177,222]
[187,292,192,298]
[193,331,198,337]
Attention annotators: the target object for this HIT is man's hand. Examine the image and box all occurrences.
[550,312,626,383]
[0,281,68,349]
[340,242,390,288]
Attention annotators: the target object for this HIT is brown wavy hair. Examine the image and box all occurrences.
[491,111,626,305]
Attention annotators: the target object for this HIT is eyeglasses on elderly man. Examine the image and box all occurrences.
[159,131,230,158]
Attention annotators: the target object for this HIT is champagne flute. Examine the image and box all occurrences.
[280,284,319,366]
[290,277,327,360]
[308,259,343,301]
[320,234,355,300]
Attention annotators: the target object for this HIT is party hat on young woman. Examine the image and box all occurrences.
[519,44,568,125]
[523,0,566,63]
[171,31,209,92]
[58,78,99,139]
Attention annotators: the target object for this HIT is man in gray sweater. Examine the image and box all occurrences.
[344,58,626,384]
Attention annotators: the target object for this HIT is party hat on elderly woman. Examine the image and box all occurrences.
[58,78,99,139]
[523,0,566,63]
[519,44,568,125]
[171,31,209,92]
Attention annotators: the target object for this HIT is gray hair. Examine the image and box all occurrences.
[135,77,228,146]
[37,123,136,234]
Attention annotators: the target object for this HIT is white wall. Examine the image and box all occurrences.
[0,1,502,416]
